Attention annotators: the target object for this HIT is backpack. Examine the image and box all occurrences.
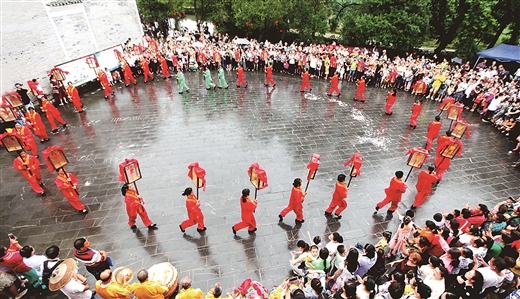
[41,260,63,287]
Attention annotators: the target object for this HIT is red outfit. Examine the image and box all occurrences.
[376,177,407,212]
[325,181,348,215]
[158,57,171,78]
[237,66,247,87]
[265,66,275,86]
[434,156,451,181]
[124,189,153,227]
[41,99,66,130]
[385,93,397,114]
[328,74,340,96]
[14,125,38,156]
[98,71,114,98]
[180,194,205,230]
[122,63,137,85]
[141,59,154,82]
[233,196,257,232]
[67,85,83,112]
[413,170,438,207]
[435,135,453,157]
[55,172,86,211]
[425,121,442,150]
[26,110,49,141]
[413,80,427,94]
[13,154,43,194]
[355,79,366,101]
[301,71,312,91]
[280,186,305,221]
[410,102,423,127]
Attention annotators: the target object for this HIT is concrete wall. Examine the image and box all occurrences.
[0,0,142,95]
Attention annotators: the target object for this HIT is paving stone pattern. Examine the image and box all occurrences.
[0,71,519,298]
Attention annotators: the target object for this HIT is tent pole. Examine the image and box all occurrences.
[473,57,481,69]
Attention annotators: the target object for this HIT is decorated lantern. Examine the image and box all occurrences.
[187,162,206,199]
[118,158,142,194]
[451,119,471,139]
[305,153,320,191]
[248,163,268,199]
[343,153,363,187]
[404,147,430,181]
[0,132,23,153]
[48,67,69,81]
[0,106,17,122]
[42,145,69,171]
[446,102,464,121]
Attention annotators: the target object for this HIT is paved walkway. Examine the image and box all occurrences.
[1,71,519,298]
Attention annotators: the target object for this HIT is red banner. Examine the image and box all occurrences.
[306,153,320,181]
[187,162,207,191]
[405,147,430,168]
[344,153,363,177]
[119,158,142,184]
[248,163,268,190]
[42,145,68,171]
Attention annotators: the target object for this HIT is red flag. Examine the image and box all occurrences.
[247,163,268,190]
[306,153,320,181]
[188,162,207,191]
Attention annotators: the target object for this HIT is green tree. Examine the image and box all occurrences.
[340,0,431,50]
[290,0,331,43]
[231,0,291,40]
[137,0,185,22]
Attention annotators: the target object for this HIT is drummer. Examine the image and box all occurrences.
[95,269,131,299]
[126,269,169,299]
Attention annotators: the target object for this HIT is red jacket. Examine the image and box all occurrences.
[55,172,79,197]
[426,121,442,140]
[330,75,339,87]
[332,181,348,203]
[415,170,438,193]
[384,177,407,201]
[289,186,305,208]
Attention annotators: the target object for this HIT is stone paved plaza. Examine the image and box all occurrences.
[1,71,519,298]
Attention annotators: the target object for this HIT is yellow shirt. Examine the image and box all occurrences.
[432,74,446,87]
[176,287,204,299]
[95,280,131,299]
[129,281,168,299]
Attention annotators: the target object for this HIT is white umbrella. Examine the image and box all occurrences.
[233,38,250,45]
[192,41,204,48]
[176,36,190,41]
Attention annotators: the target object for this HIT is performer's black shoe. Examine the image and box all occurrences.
[125,84,130,87]
[265,84,268,87]
[81,209,88,214]
[310,89,312,92]
[219,86,222,89]
[197,227,207,233]
[104,96,108,99]
[300,90,304,92]
[295,219,305,224]
[179,91,183,94]
[410,205,417,210]
[51,129,59,134]
[40,192,46,196]
[130,225,137,229]
[374,206,380,214]
[244,85,248,88]
[179,225,185,233]
[225,86,228,89]
[62,123,67,128]
[337,94,340,97]
[273,84,276,88]
[40,140,45,143]
[387,210,394,214]
[206,88,211,90]
[354,98,358,101]
[334,214,342,219]
[232,227,236,235]
[39,183,44,187]
[44,138,50,142]
[278,215,283,222]
[327,94,332,96]
[148,224,158,230]
[248,228,257,234]
[186,89,190,93]
[324,211,332,216]
[237,85,241,88]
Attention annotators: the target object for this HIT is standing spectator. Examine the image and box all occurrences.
[49,258,94,299]
[73,238,111,280]
[0,234,43,290]
[15,83,34,111]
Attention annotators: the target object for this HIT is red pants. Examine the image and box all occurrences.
[280,204,303,221]
[103,85,114,97]
[46,113,66,130]
[180,213,205,230]
[233,214,256,232]
[425,138,434,150]
[376,197,400,212]
[33,128,49,141]
[410,114,419,126]
[435,166,448,181]
[413,190,430,207]
[63,192,85,211]
[25,138,38,156]
[143,70,154,82]
[124,73,137,85]
[328,86,340,95]
[126,206,153,227]
[266,76,275,86]
[71,98,83,112]
[301,81,311,91]
[325,199,347,215]
[23,172,43,194]
[385,102,394,114]
[161,68,170,78]
[355,90,365,101]
[237,77,247,87]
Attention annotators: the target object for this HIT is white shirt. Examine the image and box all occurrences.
[424,275,445,299]
[325,242,341,256]
[23,254,47,276]
[60,278,93,299]
[477,267,505,292]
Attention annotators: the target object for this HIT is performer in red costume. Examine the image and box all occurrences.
[26,107,49,142]
[265,63,276,87]
[279,178,306,223]
[13,150,44,195]
[179,187,206,233]
[121,183,157,230]
[140,57,154,83]
[354,76,366,101]
[41,97,66,134]
[66,82,84,113]
[412,166,438,208]
[55,168,87,213]
[324,174,348,219]
[425,116,442,150]
[12,122,38,157]
[409,99,423,129]
[97,70,114,99]
[435,131,454,157]
[300,69,312,92]
[327,72,340,97]
[434,155,451,183]
[374,171,407,214]
[121,60,137,86]
[158,55,171,79]
[385,88,397,115]
[236,65,247,88]
[232,188,258,234]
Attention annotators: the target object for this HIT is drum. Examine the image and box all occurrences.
[147,262,178,298]
[112,266,134,285]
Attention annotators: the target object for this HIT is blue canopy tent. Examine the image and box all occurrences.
[474,43,520,68]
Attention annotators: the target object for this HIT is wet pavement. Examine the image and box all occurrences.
[1,70,519,298]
